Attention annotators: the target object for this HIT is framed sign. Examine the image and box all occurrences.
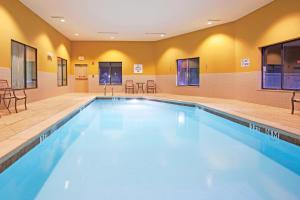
[134,64,143,74]
[241,58,250,67]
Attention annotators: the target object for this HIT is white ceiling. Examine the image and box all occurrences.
[20,0,273,41]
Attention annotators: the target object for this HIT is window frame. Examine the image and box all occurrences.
[57,57,68,87]
[176,57,200,87]
[11,40,38,89]
[261,38,300,91]
[99,62,123,85]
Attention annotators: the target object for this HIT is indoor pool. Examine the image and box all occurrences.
[0,99,300,200]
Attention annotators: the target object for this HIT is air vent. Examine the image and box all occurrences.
[51,16,64,19]
[145,33,166,35]
[207,19,221,22]
[145,33,166,37]
[97,32,119,35]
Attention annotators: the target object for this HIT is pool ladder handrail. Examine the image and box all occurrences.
[104,83,114,96]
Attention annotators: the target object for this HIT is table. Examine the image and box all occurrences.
[136,82,145,93]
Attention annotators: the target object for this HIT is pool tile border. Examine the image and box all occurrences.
[139,97,300,146]
[98,96,300,146]
[1,96,300,173]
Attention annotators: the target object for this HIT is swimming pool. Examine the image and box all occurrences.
[0,99,300,200]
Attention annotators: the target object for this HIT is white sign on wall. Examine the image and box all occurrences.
[241,58,250,67]
[78,56,85,61]
[134,64,143,74]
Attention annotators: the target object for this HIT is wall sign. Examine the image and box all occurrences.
[78,56,85,61]
[134,64,143,74]
[241,58,250,67]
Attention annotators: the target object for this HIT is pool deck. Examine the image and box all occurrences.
[0,93,300,165]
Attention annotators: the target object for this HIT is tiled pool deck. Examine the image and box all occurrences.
[0,93,300,170]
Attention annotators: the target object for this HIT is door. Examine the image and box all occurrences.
[74,64,88,92]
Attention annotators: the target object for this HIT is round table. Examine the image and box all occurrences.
[136,82,145,93]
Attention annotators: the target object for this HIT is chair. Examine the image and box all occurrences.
[291,91,299,115]
[125,80,134,94]
[0,80,27,113]
[146,80,156,93]
[0,80,9,105]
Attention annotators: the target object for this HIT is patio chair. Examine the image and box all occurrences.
[291,91,299,115]
[0,80,27,113]
[0,80,9,105]
[146,80,156,93]
[125,80,134,94]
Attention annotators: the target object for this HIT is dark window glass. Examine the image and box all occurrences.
[262,44,282,89]
[11,40,37,89]
[283,41,300,90]
[262,39,300,90]
[99,62,122,85]
[177,57,200,86]
[57,57,67,86]
[177,59,188,86]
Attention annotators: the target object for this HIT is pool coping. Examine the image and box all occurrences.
[0,95,300,173]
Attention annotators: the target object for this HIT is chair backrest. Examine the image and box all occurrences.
[125,80,134,86]
[0,80,9,90]
[147,80,155,87]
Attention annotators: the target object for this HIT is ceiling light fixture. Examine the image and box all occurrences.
[60,19,65,23]
[110,36,115,39]
[74,33,79,36]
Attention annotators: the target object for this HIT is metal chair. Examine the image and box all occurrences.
[0,80,27,113]
[125,80,134,94]
[146,80,156,93]
[291,91,299,114]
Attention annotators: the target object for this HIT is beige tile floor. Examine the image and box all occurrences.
[0,92,300,162]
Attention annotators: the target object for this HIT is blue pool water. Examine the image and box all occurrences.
[0,99,300,200]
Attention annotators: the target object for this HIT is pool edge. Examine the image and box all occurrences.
[0,95,299,173]
[0,97,96,173]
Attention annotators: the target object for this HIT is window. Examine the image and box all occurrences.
[99,62,122,85]
[177,57,200,86]
[11,40,37,89]
[262,39,300,90]
[57,57,67,86]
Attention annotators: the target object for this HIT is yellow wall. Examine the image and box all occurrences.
[1,0,299,78]
[234,0,300,72]
[71,41,156,76]
[1,0,299,106]
[154,0,300,75]
[154,23,236,75]
[0,0,71,74]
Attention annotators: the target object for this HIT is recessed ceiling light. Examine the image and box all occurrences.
[207,21,213,25]
[60,19,65,23]
[160,34,165,37]
[110,36,115,39]
[74,33,79,36]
